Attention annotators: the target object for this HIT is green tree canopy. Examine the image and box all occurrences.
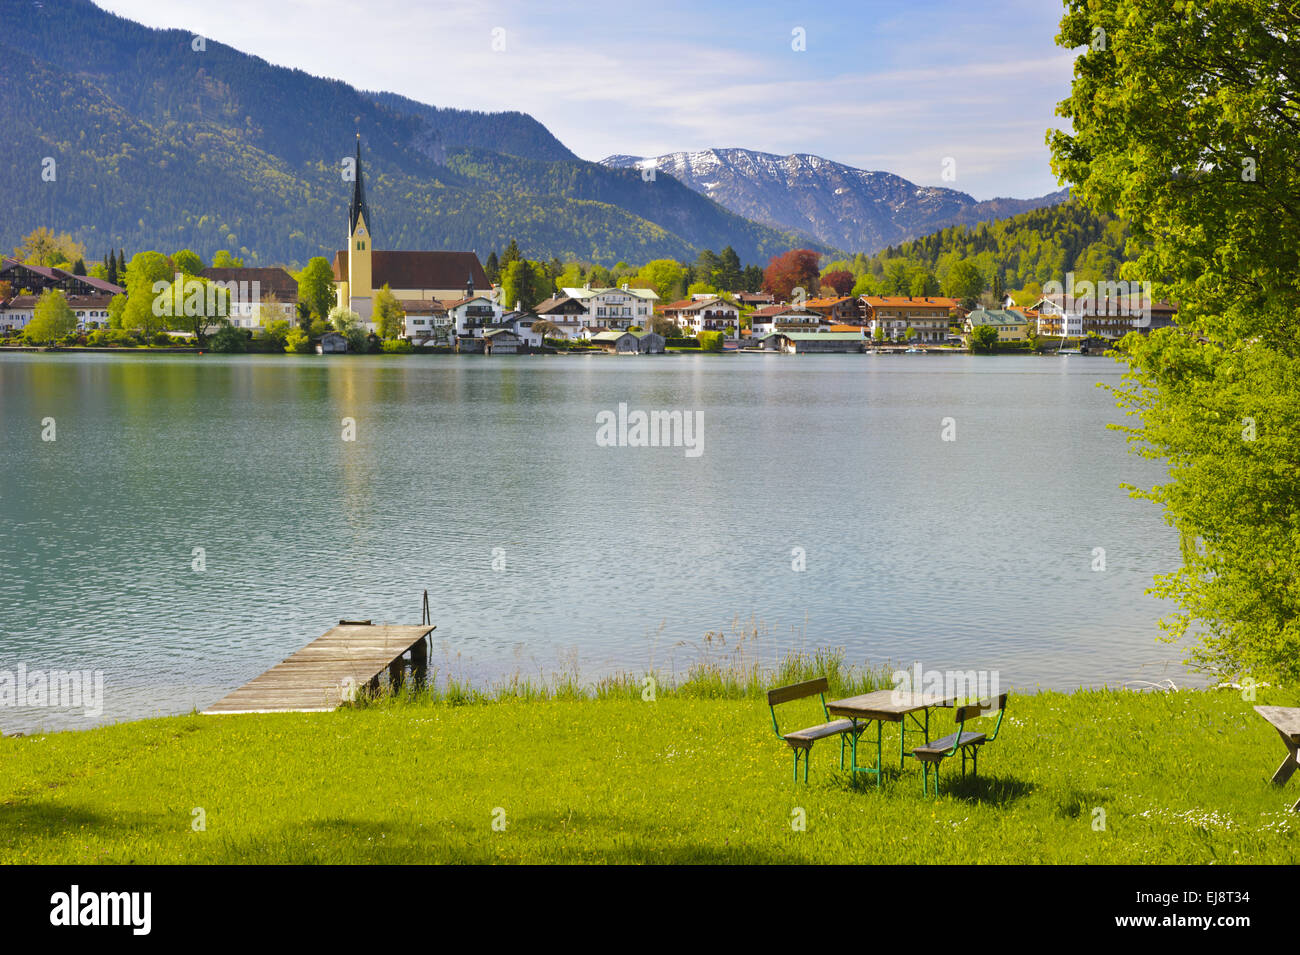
[1050,0,1300,683]
[24,289,77,343]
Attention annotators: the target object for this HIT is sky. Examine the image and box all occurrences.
[96,0,1077,201]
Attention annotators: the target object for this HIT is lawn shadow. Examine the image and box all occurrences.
[208,814,799,864]
[940,772,1036,806]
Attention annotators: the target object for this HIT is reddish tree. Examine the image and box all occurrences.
[762,249,821,303]
[822,270,854,296]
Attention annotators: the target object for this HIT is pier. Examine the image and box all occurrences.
[203,621,435,715]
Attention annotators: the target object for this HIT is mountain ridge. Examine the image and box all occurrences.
[601,148,1068,254]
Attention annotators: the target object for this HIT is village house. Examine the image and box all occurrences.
[562,283,659,329]
[735,291,775,308]
[964,307,1028,342]
[1029,292,1177,340]
[401,300,450,341]
[860,295,962,343]
[534,294,588,339]
[804,295,862,325]
[0,257,125,334]
[660,295,740,335]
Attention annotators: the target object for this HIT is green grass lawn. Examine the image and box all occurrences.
[3,680,1298,864]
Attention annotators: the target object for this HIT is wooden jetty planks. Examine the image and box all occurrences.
[203,623,434,715]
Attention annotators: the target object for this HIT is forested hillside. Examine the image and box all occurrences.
[0,0,818,267]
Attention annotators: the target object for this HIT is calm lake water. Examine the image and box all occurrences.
[0,351,1188,733]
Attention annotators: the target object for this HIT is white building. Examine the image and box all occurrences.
[561,284,659,330]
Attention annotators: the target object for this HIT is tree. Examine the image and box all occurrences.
[1049,0,1300,684]
[762,249,820,302]
[14,228,85,268]
[501,238,522,269]
[851,273,877,297]
[968,324,998,353]
[650,315,679,338]
[262,319,291,351]
[107,293,127,329]
[373,284,405,339]
[484,251,500,285]
[297,256,336,324]
[23,290,77,343]
[328,305,362,334]
[822,269,854,296]
[532,319,561,340]
[161,274,229,347]
[105,253,119,287]
[172,249,204,276]
[71,258,86,276]
[501,260,551,311]
[211,249,243,268]
[909,268,940,296]
[121,251,174,339]
[719,247,742,291]
[944,259,984,307]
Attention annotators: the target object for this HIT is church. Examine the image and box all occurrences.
[332,136,490,321]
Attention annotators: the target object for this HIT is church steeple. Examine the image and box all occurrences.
[349,134,371,236]
[346,134,374,320]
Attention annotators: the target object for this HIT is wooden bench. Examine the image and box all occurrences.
[912,693,1008,795]
[767,678,865,782]
[1254,705,1300,811]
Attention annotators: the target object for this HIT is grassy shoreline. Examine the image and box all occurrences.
[2,657,1297,864]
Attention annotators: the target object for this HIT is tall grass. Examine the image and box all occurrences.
[355,615,895,711]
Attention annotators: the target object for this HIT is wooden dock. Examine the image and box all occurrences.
[203,621,435,715]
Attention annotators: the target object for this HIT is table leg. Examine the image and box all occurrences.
[1271,741,1299,786]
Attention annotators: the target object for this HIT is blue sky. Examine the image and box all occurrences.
[97,0,1077,200]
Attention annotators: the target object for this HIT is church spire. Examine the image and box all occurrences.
[349,134,371,235]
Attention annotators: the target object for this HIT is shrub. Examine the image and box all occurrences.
[108,329,138,347]
[210,324,248,353]
[697,330,725,352]
[152,331,172,346]
[284,327,313,354]
[381,338,414,354]
[87,330,109,347]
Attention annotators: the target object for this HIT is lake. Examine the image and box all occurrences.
[0,351,1187,733]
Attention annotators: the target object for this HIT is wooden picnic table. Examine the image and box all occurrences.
[1254,705,1300,811]
[827,690,956,786]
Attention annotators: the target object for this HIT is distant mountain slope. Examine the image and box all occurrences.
[0,0,821,266]
[602,148,1068,254]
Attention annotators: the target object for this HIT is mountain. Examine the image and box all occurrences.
[601,148,1069,255]
[0,0,827,267]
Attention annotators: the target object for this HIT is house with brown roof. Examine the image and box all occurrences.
[0,257,125,299]
[660,295,740,335]
[534,294,588,339]
[803,295,862,324]
[861,296,961,343]
[0,293,117,334]
[748,304,826,337]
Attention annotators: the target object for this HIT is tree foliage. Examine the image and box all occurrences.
[1050,0,1300,683]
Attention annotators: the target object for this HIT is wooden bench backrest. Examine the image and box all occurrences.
[956,692,1009,723]
[767,677,829,706]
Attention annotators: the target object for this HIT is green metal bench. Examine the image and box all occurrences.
[767,677,865,782]
[912,692,1008,795]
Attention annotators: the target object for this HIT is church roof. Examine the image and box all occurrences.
[331,250,489,292]
[349,136,371,234]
